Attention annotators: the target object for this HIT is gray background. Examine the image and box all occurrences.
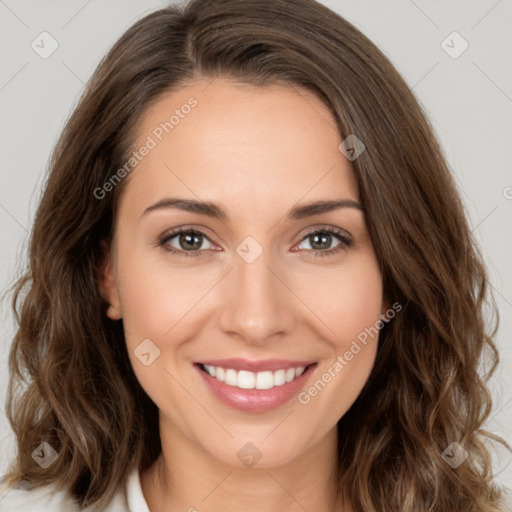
[1,0,511,488]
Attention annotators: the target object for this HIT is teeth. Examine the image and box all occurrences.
[237,370,255,389]
[256,371,274,390]
[225,369,237,386]
[202,364,308,389]
[274,369,286,386]
[216,367,225,381]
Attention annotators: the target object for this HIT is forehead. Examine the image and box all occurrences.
[119,77,359,218]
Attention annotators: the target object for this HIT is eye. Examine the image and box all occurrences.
[156,226,352,258]
[293,227,352,257]
[158,228,215,257]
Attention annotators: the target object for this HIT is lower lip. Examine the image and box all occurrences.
[195,364,316,413]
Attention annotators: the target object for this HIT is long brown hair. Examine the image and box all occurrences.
[3,0,508,509]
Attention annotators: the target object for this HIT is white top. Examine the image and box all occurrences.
[1,469,511,511]
[0,468,149,512]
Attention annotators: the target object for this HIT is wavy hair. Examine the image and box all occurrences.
[3,0,508,509]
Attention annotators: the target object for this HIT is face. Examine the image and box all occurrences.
[99,77,386,469]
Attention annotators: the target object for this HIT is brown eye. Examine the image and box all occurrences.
[294,227,352,257]
[159,229,213,256]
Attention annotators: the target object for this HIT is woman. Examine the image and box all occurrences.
[1,0,510,510]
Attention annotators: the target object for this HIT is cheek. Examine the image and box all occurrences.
[294,254,382,408]
[113,241,219,402]
[114,241,207,346]
[299,252,383,348]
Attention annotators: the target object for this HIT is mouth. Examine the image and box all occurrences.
[194,359,317,412]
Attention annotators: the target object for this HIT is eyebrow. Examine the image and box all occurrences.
[140,197,364,221]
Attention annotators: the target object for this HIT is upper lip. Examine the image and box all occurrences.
[196,358,316,372]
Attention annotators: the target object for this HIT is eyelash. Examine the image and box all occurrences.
[156,226,352,258]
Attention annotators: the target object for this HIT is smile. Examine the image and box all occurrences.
[199,364,306,390]
[195,359,317,412]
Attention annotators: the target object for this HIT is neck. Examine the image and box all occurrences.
[140,417,352,512]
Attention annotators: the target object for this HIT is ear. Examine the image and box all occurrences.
[98,239,122,320]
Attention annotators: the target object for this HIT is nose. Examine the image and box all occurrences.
[217,248,296,346]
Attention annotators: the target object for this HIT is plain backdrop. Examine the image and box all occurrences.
[1,0,511,489]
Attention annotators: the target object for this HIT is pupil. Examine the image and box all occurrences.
[311,233,330,250]
[181,233,201,250]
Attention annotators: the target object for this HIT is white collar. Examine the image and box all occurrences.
[126,467,150,512]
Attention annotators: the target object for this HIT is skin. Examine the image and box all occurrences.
[99,77,387,512]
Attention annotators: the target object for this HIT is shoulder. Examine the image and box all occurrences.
[0,480,80,512]
[0,468,145,512]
